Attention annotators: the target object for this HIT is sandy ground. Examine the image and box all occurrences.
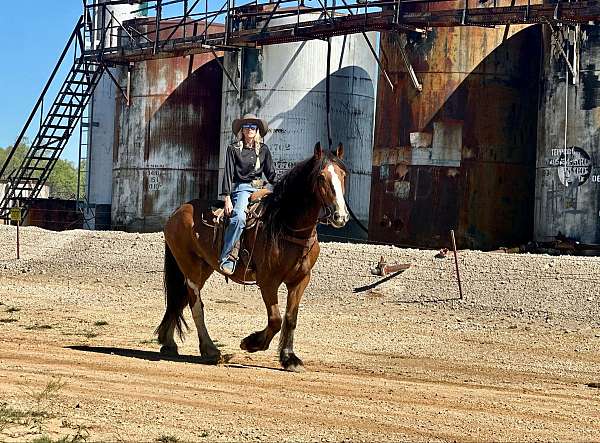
[0,225,599,442]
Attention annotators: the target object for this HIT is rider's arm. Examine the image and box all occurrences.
[221,145,235,196]
[262,146,277,185]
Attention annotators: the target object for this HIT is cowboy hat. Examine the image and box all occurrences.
[232,113,268,137]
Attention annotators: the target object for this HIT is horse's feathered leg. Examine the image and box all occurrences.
[155,243,189,355]
[279,273,311,372]
[240,282,282,352]
[186,262,219,362]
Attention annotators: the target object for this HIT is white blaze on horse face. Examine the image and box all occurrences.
[326,165,348,220]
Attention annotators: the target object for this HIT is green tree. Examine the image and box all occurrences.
[0,142,83,200]
[0,143,28,180]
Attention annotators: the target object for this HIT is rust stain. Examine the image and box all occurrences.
[113,19,224,232]
[371,23,541,250]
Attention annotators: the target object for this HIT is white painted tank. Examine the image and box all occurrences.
[87,2,142,229]
[219,11,377,239]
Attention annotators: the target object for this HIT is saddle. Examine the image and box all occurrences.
[202,188,272,280]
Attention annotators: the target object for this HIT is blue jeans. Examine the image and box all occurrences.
[219,183,257,265]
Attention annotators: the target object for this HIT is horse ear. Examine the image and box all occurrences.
[334,143,344,160]
[314,142,323,159]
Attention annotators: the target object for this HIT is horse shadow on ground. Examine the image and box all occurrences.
[65,345,287,372]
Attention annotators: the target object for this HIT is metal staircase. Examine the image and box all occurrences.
[0,17,104,221]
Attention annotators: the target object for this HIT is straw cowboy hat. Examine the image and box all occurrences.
[232,113,269,137]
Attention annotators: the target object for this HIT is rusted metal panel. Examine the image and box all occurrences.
[25,199,83,231]
[371,23,541,250]
[535,25,600,244]
[112,21,224,232]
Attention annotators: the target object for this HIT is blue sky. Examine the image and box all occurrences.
[0,0,234,164]
[0,1,82,163]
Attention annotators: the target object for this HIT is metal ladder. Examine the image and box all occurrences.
[0,17,104,221]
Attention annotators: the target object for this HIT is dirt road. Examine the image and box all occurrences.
[1,226,599,442]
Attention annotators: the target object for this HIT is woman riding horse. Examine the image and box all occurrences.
[220,113,276,275]
[156,141,349,371]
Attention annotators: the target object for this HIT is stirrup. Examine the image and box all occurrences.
[219,259,236,276]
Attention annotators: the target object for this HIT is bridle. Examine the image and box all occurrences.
[282,160,344,234]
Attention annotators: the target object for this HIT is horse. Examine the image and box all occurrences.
[155,142,349,371]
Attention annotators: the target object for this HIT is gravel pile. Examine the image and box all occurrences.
[1,224,598,326]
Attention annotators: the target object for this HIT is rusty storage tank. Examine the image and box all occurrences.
[535,25,600,245]
[370,2,541,250]
[87,2,143,229]
[112,20,224,232]
[219,7,377,240]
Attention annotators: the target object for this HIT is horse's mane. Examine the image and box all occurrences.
[261,151,348,250]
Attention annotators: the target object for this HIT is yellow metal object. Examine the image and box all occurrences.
[9,207,22,222]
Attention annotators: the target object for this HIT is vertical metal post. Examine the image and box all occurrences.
[205,0,208,39]
[450,230,463,300]
[184,0,188,39]
[225,0,231,44]
[154,0,162,55]
[100,4,107,54]
[127,63,133,107]
[326,37,332,150]
[564,40,569,179]
[14,203,21,260]
[395,0,402,25]
[16,218,20,260]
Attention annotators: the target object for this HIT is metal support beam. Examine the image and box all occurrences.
[547,21,576,80]
[210,47,240,94]
[102,63,130,105]
[398,42,422,92]
[362,33,394,91]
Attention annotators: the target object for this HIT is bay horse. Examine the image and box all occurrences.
[155,142,349,371]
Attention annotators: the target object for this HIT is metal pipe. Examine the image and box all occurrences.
[326,37,332,150]
[362,32,394,91]
[450,230,463,300]
[210,47,239,93]
[154,0,163,55]
[564,35,569,178]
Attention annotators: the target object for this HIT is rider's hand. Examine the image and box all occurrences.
[224,195,233,217]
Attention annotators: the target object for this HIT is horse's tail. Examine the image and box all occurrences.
[155,243,189,342]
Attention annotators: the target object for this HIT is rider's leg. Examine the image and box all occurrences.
[219,183,255,271]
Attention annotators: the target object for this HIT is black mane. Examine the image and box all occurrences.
[261,151,347,249]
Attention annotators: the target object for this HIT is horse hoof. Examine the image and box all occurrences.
[160,345,179,356]
[281,353,305,372]
[240,332,268,353]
